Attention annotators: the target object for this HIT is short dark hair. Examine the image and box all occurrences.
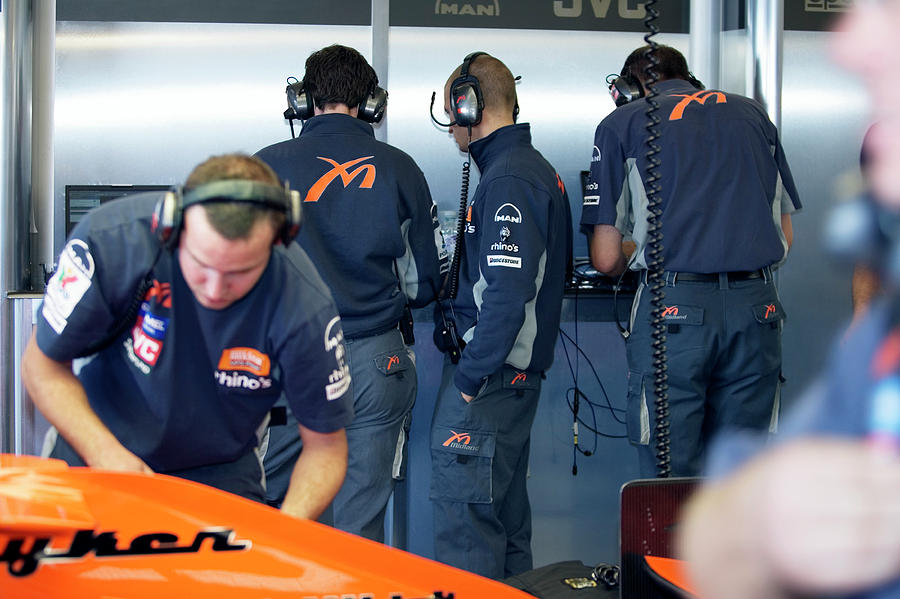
[303,44,377,110]
[623,45,695,86]
[183,153,285,240]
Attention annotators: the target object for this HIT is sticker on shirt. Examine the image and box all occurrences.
[487,255,522,268]
[591,145,602,163]
[465,204,475,235]
[660,304,703,325]
[582,178,600,206]
[494,203,522,224]
[214,347,273,391]
[324,316,351,401]
[217,347,271,375]
[42,239,95,334]
[491,227,519,253]
[124,303,169,374]
[752,301,785,324]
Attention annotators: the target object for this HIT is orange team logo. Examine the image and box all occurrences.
[305,156,376,203]
[387,355,400,371]
[443,431,471,446]
[555,173,565,194]
[662,306,679,317]
[144,280,172,308]
[510,372,527,385]
[668,90,727,121]
[217,347,271,376]
[764,304,776,319]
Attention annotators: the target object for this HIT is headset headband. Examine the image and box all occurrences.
[182,180,290,211]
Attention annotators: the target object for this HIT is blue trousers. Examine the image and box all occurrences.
[430,359,541,580]
[263,327,416,542]
[626,271,784,477]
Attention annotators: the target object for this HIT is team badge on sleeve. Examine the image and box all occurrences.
[42,239,95,334]
[324,316,351,401]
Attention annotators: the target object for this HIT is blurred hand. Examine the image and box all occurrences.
[680,438,900,599]
[749,440,900,594]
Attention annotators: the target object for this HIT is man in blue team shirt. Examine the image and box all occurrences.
[255,44,446,542]
[430,52,570,579]
[21,153,353,521]
[581,45,801,477]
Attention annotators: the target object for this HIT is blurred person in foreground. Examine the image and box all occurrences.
[678,2,900,598]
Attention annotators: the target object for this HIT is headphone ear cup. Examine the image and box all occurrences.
[450,79,483,127]
[286,81,314,120]
[152,190,182,252]
[281,188,303,245]
[358,85,388,123]
[609,74,644,107]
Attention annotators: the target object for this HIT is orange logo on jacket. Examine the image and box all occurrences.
[217,347,271,376]
[662,306,679,317]
[668,91,727,121]
[387,355,400,371]
[764,304,776,319]
[510,372,527,385]
[305,156,376,202]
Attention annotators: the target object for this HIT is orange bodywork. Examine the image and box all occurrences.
[0,455,533,599]
[643,555,700,598]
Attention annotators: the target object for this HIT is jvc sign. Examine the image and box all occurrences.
[552,0,646,19]
[393,0,688,32]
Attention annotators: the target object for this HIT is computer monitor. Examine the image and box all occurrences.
[65,185,170,236]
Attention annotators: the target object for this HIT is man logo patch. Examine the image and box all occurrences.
[494,203,522,224]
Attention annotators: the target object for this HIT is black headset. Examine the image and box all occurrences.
[608,67,645,107]
[449,51,519,128]
[151,179,303,251]
[607,66,705,107]
[284,76,388,124]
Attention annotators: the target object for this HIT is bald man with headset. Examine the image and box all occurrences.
[21,153,353,521]
[430,52,571,579]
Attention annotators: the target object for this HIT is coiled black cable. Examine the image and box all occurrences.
[642,0,671,479]
[444,158,471,300]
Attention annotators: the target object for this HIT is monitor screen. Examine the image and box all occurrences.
[65,185,170,236]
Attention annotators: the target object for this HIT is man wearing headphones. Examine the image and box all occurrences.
[255,45,447,542]
[21,153,353,521]
[430,52,570,579]
[581,45,802,477]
